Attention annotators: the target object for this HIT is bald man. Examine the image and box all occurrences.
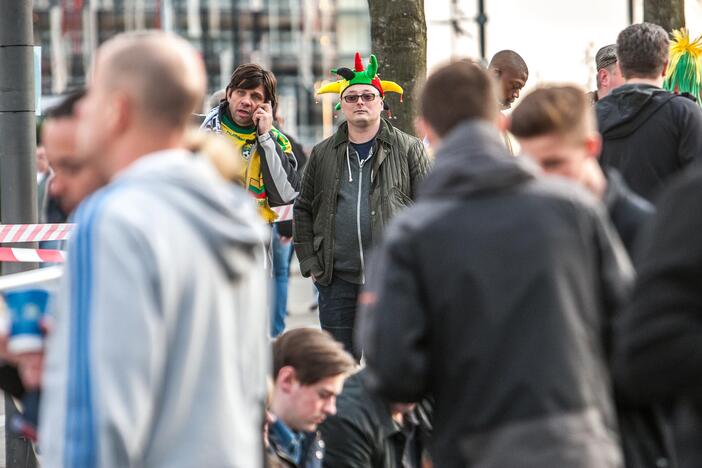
[39,31,270,467]
[489,50,529,153]
[489,50,529,110]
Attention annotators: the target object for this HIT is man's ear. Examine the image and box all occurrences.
[661,60,669,78]
[106,92,131,135]
[598,68,609,88]
[585,133,603,159]
[416,116,439,147]
[275,366,298,394]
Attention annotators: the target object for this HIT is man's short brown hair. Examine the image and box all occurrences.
[226,63,278,111]
[273,328,355,386]
[510,85,595,143]
[420,60,498,137]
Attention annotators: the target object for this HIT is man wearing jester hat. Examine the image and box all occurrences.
[294,52,431,360]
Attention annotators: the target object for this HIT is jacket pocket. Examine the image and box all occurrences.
[312,191,324,212]
[313,235,324,252]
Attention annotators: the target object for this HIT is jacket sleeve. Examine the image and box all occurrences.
[293,147,323,279]
[614,171,702,404]
[320,417,375,468]
[594,202,635,332]
[358,217,429,402]
[408,140,431,201]
[258,133,300,206]
[676,98,702,167]
[87,208,166,467]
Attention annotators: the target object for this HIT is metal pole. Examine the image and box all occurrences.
[476,0,487,61]
[0,3,38,268]
[0,1,38,464]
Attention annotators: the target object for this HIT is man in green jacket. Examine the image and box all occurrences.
[293,52,430,360]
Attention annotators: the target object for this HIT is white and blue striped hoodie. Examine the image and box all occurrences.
[39,149,270,468]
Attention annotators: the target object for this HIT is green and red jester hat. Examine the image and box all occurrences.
[317,52,403,110]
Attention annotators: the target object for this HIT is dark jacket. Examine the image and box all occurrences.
[604,169,655,256]
[601,170,673,468]
[613,165,702,468]
[614,162,702,413]
[320,370,431,468]
[293,118,430,286]
[596,83,702,202]
[360,119,634,468]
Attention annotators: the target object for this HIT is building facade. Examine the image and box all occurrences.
[33,0,371,145]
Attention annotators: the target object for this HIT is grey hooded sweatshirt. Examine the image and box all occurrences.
[40,150,270,468]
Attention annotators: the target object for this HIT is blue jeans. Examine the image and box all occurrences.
[316,276,361,361]
[270,224,293,337]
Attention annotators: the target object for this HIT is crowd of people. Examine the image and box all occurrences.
[0,18,700,468]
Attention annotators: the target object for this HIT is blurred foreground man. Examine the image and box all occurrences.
[41,90,107,221]
[511,85,673,468]
[360,60,633,468]
[512,85,653,255]
[40,31,270,467]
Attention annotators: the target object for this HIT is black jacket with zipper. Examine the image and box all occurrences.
[596,83,702,202]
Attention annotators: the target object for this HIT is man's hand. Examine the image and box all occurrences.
[254,101,274,136]
[17,351,43,390]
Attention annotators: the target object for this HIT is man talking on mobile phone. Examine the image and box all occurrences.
[202,64,299,223]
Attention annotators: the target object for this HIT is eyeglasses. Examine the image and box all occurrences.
[342,93,379,104]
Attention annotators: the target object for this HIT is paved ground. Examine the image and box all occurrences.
[284,255,320,331]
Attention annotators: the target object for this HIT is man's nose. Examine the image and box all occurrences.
[48,177,63,196]
[323,398,337,416]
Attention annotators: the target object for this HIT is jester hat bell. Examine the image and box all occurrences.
[317,52,403,110]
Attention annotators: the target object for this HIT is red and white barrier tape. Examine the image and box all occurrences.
[0,247,66,263]
[0,224,74,243]
[272,205,293,223]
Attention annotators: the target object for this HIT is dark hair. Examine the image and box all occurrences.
[616,23,669,79]
[510,85,594,141]
[226,63,278,112]
[44,89,86,119]
[273,328,355,385]
[420,60,498,137]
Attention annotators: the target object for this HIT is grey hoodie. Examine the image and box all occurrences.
[40,150,270,467]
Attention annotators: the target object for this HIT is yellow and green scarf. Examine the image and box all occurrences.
[220,112,293,222]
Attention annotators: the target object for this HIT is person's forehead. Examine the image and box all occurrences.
[43,119,78,147]
[344,84,378,95]
[234,84,266,96]
[503,69,527,83]
[521,133,579,155]
[310,374,345,393]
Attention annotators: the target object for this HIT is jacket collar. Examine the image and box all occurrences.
[332,117,395,149]
[419,119,537,199]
